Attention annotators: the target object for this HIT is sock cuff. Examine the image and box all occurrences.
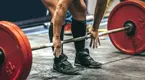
[72,18,86,24]
[50,22,66,28]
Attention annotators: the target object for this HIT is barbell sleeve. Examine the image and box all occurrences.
[31,26,130,51]
[0,48,5,66]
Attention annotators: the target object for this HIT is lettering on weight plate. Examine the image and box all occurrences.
[5,62,15,76]
[139,16,144,22]
[139,16,145,28]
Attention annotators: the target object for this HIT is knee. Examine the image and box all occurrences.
[56,4,63,10]
[56,3,68,12]
[80,6,86,17]
[81,6,87,14]
[79,2,87,14]
[77,4,87,17]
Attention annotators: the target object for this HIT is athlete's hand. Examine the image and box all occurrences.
[53,36,62,57]
[87,27,100,48]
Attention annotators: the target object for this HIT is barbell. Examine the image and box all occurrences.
[0,21,131,80]
[0,0,145,80]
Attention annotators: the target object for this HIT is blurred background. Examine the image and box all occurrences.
[0,0,121,33]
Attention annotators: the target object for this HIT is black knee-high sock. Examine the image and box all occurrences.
[49,22,64,53]
[71,18,86,52]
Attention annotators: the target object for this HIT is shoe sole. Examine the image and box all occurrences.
[53,67,80,75]
[74,63,102,69]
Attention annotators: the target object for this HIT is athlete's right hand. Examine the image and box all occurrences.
[53,36,62,58]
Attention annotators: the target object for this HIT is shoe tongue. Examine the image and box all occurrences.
[78,49,89,57]
[54,54,68,63]
[62,60,72,66]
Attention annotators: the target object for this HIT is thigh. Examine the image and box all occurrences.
[69,0,87,20]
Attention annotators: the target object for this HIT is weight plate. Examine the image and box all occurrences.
[108,1,145,55]
[0,21,31,80]
[4,21,32,80]
[7,22,32,80]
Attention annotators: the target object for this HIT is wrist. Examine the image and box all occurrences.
[53,35,60,39]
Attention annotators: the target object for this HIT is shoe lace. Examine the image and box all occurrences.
[60,60,73,70]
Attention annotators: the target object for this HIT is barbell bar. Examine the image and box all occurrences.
[31,25,130,50]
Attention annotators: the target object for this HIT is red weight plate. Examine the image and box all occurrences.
[108,1,145,55]
[5,21,32,80]
[0,21,31,80]
[1,21,32,80]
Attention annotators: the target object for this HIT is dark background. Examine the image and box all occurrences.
[0,0,47,22]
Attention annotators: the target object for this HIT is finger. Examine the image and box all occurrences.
[94,38,97,48]
[98,38,101,46]
[95,39,98,48]
[90,39,92,47]
[93,40,95,49]
[93,40,96,49]
[55,48,60,58]
[93,39,95,49]
[94,39,97,48]
[58,48,62,57]
[53,48,57,56]
[90,38,93,47]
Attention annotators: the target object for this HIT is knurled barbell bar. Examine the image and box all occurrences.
[0,0,145,80]
[31,25,130,50]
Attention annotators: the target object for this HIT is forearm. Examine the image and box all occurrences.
[52,2,68,38]
[93,0,109,30]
